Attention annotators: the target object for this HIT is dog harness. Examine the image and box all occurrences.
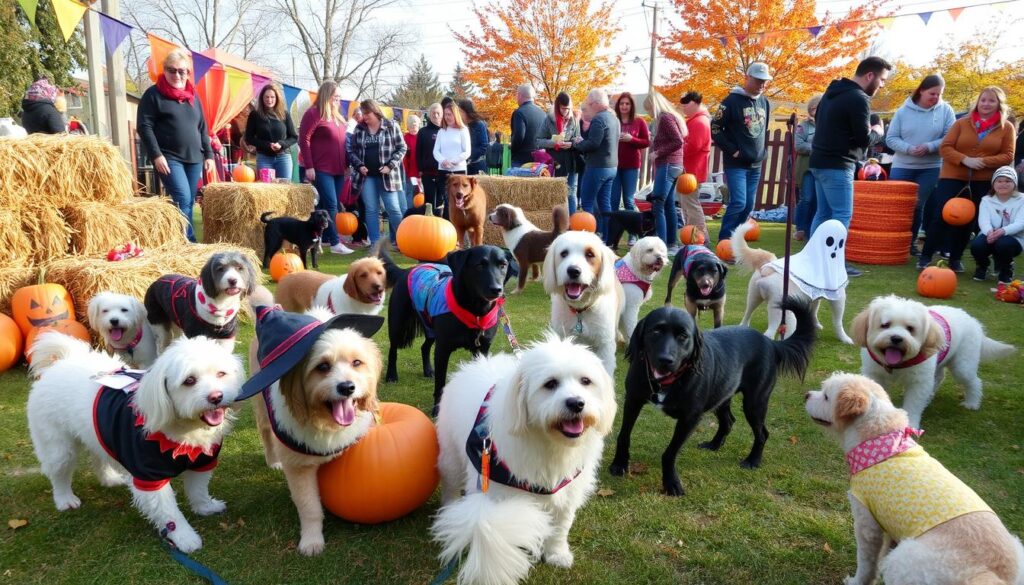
[260,387,350,457]
[150,275,238,340]
[677,245,715,279]
[867,310,951,373]
[466,385,581,495]
[92,372,220,491]
[848,428,991,541]
[614,259,651,296]
[407,264,504,339]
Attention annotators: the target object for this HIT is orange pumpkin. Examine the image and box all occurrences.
[318,402,439,524]
[232,164,256,183]
[675,173,699,195]
[744,219,761,241]
[412,193,425,208]
[569,211,597,232]
[269,252,304,282]
[917,263,957,299]
[396,204,457,261]
[715,239,734,262]
[12,282,75,337]
[678,225,705,245]
[335,212,359,236]
[942,198,975,226]
[0,313,23,372]
[25,320,91,364]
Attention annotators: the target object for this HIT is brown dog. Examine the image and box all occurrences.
[274,258,387,316]
[447,175,487,248]
[489,203,569,293]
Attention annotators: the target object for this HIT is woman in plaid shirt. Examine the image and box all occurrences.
[346,99,408,245]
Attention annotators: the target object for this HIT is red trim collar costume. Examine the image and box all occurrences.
[868,310,951,373]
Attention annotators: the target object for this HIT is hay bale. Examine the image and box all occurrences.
[20,203,72,264]
[0,266,37,316]
[475,175,566,210]
[483,209,557,247]
[201,182,317,257]
[63,197,188,255]
[0,134,135,208]
[0,210,32,268]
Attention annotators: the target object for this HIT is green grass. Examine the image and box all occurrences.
[2,221,1021,584]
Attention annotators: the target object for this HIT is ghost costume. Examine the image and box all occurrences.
[769,219,849,301]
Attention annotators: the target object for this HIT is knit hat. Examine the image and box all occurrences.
[24,78,58,103]
[991,165,1018,186]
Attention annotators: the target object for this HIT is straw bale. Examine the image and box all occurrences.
[0,210,32,268]
[20,203,72,264]
[0,134,135,208]
[0,266,37,316]
[475,175,566,211]
[201,182,317,257]
[63,197,188,255]
[482,209,558,247]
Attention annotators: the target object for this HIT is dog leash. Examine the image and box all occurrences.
[159,526,229,585]
[498,307,522,355]
[430,557,459,585]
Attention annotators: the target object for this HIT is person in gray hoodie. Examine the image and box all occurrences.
[885,74,956,256]
[573,89,619,240]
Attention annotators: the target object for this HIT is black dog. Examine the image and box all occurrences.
[260,210,331,269]
[377,243,516,414]
[663,245,728,328]
[609,298,815,496]
[603,209,654,249]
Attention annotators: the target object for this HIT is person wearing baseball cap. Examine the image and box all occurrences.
[971,165,1023,283]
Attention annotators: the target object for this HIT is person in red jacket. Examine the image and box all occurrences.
[612,92,650,225]
[403,114,421,208]
[680,91,711,244]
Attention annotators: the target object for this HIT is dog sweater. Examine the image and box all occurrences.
[614,258,650,295]
[678,245,715,278]
[93,383,220,491]
[148,275,238,340]
[407,264,504,338]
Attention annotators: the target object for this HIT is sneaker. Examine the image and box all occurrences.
[793,230,805,242]
[349,239,369,249]
[972,267,988,281]
[845,264,863,277]
[667,245,681,257]
[916,255,932,272]
[948,260,965,273]
[909,244,921,257]
[330,243,354,255]
[997,269,1013,284]
[627,235,638,246]
[940,251,950,259]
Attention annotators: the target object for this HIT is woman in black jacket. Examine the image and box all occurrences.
[458,98,489,175]
[20,78,64,134]
[245,84,298,181]
[416,102,444,209]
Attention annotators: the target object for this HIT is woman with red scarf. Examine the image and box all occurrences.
[137,49,214,242]
[537,92,581,213]
[917,86,1016,272]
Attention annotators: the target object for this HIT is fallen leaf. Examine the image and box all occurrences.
[219,522,230,531]
[236,518,246,528]
[789,436,798,445]
[8,519,28,530]
[1011,445,1020,451]
[3,569,12,577]
[823,542,832,554]
[1017,468,1023,475]
[658,545,679,558]
[596,488,615,497]
[628,462,649,476]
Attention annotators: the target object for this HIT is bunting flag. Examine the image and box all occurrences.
[393,107,405,128]
[308,91,318,105]
[97,12,131,56]
[876,17,896,29]
[282,84,303,110]
[806,25,823,37]
[51,0,88,41]
[16,0,38,23]
[147,34,179,82]
[948,7,965,20]
[918,11,933,24]
[735,34,747,43]
[718,36,728,47]
[251,73,271,97]
[191,51,217,82]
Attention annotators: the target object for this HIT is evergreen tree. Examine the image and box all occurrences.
[445,62,476,101]
[388,54,444,110]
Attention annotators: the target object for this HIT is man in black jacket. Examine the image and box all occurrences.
[509,84,546,166]
[809,56,891,276]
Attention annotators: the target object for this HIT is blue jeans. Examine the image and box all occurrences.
[889,166,940,245]
[566,172,579,215]
[795,172,817,235]
[612,167,639,211]
[312,171,343,246]
[719,166,761,241]
[159,159,202,242]
[652,164,682,247]
[810,167,855,234]
[580,166,616,238]
[256,152,293,182]
[971,234,1022,272]
[360,175,404,244]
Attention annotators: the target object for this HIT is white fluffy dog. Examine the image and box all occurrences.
[27,332,242,553]
[543,231,624,376]
[615,236,667,341]
[851,295,1015,427]
[432,334,616,585]
[806,373,1024,585]
[87,292,158,368]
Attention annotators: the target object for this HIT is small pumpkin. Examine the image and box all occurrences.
[25,320,92,364]
[318,402,439,524]
[675,173,699,195]
[412,193,425,208]
[269,252,304,282]
[678,225,705,245]
[396,204,458,261]
[336,212,359,236]
[917,262,957,299]
[942,197,975,226]
[744,219,761,241]
[232,164,256,183]
[569,211,597,232]
[715,239,734,262]
[12,282,75,337]
[0,313,23,372]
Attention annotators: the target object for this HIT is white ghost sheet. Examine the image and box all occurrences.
[769,219,849,300]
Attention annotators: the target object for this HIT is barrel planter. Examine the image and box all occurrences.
[846,181,917,265]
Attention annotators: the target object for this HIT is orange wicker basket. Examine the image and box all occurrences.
[846,228,911,265]
[850,181,917,233]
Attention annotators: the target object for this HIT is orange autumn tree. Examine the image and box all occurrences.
[453,0,621,135]
[661,0,888,106]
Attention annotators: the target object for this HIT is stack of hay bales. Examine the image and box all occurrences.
[202,182,317,258]
[475,175,567,246]
[0,134,258,320]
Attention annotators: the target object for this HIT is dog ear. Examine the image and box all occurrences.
[468,177,478,190]
[542,239,559,294]
[625,313,648,361]
[86,294,105,330]
[446,248,471,279]
[199,254,221,298]
[503,249,519,284]
[279,362,312,425]
[594,368,617,436]
[357,340,382,417]
[689,321,705,371]
[503,368,531,436]
[920,315,945,359]
[596,243,619,294]
[835,386,870,423]
[849,306,871,347]
[129,296,148,327]
[342,273,361,302]
[134,358,177,433]
[718,260,728,280]
[241,256,259,297]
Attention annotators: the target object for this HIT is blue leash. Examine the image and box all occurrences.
[160,527,229,585]
[430,557,459,585]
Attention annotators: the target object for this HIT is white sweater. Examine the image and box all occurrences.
[433,126,472,172]
[978,193,1024,248]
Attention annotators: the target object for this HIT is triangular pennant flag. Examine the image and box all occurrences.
[251,73,271,97]
[147,34,180,82]
[98,13,132,56]
[994,1,1011,11]
[340,100,352,118]
[17,0,38,23]
[393,107,405,128]
[51,0,88,42]
[735,34,747,43]
[948,7,965,20]
[381,106,393,121]
[718,36,728,47]
[918,11,932,25]
[807,25,823,37]
[877,17,895,30]
[191,51,216,82]
[308,91,318,104]
[283,84,302,110]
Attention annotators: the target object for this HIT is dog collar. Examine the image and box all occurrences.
[647,358,690,388]
[326,294,336,314]
[867,310,950,373]
[846,427,923,476]
[109,327,144,353]
[195,280,238,318]
[444,280,504,332]
[614,259,651,295]
[261,387,350,457]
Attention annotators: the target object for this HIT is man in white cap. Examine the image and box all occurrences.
[711,62,772,249]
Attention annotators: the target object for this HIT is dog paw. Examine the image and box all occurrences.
[544,547,574,568]
[697,440,722,451]
[55,493,82,511]
[960,399,981,410]
[739,458,761,470]
[96,470,130,487]
[662,480,685,497]
[423,369,434,379]
[268,462,284,471]
[191,498,227,516]
[838,334,855,345]
[168,527,203,554]
[510,288,523,295]
[608,462,628,477]
[297,534,325,556]
[385,374,398,383]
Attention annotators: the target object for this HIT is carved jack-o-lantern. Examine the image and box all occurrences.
[11,283,76,337]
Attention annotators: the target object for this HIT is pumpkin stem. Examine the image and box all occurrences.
[424,203,434,218]
[934,259,948,269]
[36,267,47,286]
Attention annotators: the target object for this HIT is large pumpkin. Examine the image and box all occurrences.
[269,252,304,282]
[11,282,75,337]
[743,219,761,241]
[569,211,597,232]
[675,173,699,195]
[917,263,957,299]
[942,198,975,226]
[318,402,439,524]
[232,164,256,183]
[715,239,734,262]
[0,313,23,372]
[335,212,359,236]
[412,193,425,208]
[678,225,705,245]
[25,320,91,364]
[396,204,457,261]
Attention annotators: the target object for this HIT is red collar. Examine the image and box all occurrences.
[867,310,950,373]
[648,358,690,387]
[196,280,237,318]
[109,328,144,352]
[132,410,219,461]
[444,280,504,330]
[326,294,336,314]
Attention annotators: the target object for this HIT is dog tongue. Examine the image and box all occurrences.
[201,408,225,426]
[332,398,356,426]
[565,283,584,299]
[699,285,712,296]
[110,327,124,341]
[884,348,903,365]
[560,419,584,435]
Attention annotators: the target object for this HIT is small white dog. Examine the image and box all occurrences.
[87,292,158,368]
[806,373,1024,585]
[615,236,667,341]
[851,295,1015,427]
[543,231,624,376]
[27,332,242,553]
[432,334,616,585]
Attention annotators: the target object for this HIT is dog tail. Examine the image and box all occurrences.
[770,297,816,380]
[431,493,551,585]
[27,331,94,377]
[551,204,569,236]
[259,211,275,224]
[981,336,1015,362]
[371,239,408,289]
[731,222,776,271]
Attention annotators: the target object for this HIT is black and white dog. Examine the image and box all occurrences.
[144,251,258,353]
[261,210,331,269]
[609,298,815,496]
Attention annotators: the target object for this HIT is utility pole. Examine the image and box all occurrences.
[647,2,657,97]
[103,0,130,162]
[83,10,108,138]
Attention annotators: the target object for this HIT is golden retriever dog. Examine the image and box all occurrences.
[447,175,488,248]
[806,373,1023,585]
[274,257,388,315]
